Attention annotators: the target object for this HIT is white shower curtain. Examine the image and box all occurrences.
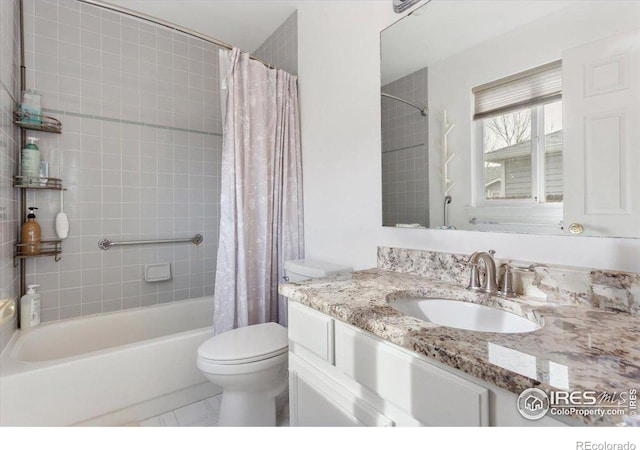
[213,48,304,334]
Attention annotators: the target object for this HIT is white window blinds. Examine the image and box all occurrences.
[473,60,562,120]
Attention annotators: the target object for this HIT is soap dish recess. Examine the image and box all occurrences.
[145,263,171,282]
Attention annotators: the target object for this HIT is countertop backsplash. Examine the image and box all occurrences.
[377,246,640,315]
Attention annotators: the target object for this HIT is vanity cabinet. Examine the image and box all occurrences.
[287,301,566,427]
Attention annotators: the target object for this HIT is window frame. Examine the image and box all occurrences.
[472,101,563,211]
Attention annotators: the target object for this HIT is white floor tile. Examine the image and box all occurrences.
[174,396,220,426]
[203,395,222,424]
[138,393,289,427]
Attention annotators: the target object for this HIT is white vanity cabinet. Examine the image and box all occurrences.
[287,301,566,427]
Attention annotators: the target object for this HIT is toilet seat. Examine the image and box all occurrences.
[198,322,288,366]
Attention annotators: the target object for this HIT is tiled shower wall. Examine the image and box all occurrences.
[381,67,428,227]
[0,0,19,351]
[22,0,222,323]
[253,11,298,76]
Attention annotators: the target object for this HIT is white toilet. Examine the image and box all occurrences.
[197,259,351,426]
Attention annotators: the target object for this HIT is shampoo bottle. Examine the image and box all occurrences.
[20,284,41,331]
[21,207,41,255]
[21,137,41,185]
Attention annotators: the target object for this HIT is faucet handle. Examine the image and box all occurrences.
[498,264,517,298]
[453,250,496,266]
[452,254,473,266]
[510,263,546,272]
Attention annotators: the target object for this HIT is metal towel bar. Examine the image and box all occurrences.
[98,234,203,250]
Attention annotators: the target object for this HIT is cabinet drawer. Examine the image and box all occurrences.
[288,301,334,364]
[335,322,489,426]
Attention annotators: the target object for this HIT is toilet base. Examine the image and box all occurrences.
[219,387,283,426]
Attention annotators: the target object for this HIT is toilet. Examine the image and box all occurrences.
[197,259,352,426]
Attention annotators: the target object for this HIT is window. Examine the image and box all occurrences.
[473,61,563,205]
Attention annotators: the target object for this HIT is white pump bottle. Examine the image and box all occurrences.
[20,284,41,331]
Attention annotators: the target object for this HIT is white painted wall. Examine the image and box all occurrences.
[297,0,640,273]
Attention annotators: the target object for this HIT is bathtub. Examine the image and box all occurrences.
[0,296,220,426]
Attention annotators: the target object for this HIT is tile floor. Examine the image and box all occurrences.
[139,394,290,427]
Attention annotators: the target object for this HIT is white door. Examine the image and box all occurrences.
[563,29,640,237]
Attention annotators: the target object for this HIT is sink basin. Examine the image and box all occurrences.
[390,298,541,333]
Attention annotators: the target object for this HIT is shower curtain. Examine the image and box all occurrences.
[213,48,304,334]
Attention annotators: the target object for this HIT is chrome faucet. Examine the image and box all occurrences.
[467,250,499,294]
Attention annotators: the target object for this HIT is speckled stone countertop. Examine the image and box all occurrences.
[279,268,640,426]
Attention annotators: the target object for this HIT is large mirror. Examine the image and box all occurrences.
[380,0,640,237]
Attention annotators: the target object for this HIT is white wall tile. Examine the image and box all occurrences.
[23,0,222,324]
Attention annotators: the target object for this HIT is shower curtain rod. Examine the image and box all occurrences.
[77,0,275,69]
[381,92,428,116]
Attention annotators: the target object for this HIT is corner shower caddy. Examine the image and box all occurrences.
[13,111,62,134]
[13,118,65,268]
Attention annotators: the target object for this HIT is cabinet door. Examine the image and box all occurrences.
[289,355,395,427]
[336,322,489,426]
[289,369,364,426]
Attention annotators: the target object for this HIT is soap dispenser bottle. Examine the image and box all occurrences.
[21,207,41,255]
[20,284,41,331]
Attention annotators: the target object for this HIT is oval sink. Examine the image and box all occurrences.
[390,298,541,333]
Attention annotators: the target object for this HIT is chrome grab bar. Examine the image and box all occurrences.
[98,234,203,250]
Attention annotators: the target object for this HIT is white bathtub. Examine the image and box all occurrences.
[0,297,220,426]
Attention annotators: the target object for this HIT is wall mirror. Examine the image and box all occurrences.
[380,0,640,237]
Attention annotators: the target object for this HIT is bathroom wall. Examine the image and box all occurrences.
[21,0,222,323]
[252,11,297,76]
[0,0,20,351]
[381,67,428,226]
[296,1,640,274]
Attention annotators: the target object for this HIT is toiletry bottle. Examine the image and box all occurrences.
[21,207,41,255]
[21,137,41,185]
[20,89,41,124]
[20,284,41,331]
[38,160,49,186]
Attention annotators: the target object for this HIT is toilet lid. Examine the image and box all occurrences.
[198,322,288,364]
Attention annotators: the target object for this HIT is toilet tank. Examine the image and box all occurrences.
[284,259,352,282]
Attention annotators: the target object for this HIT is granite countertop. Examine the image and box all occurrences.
[279,268,640,426]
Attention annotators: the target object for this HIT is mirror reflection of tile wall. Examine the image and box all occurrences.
[381,67,428,227]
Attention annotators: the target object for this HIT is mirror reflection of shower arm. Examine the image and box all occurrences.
[381,92,428,116]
